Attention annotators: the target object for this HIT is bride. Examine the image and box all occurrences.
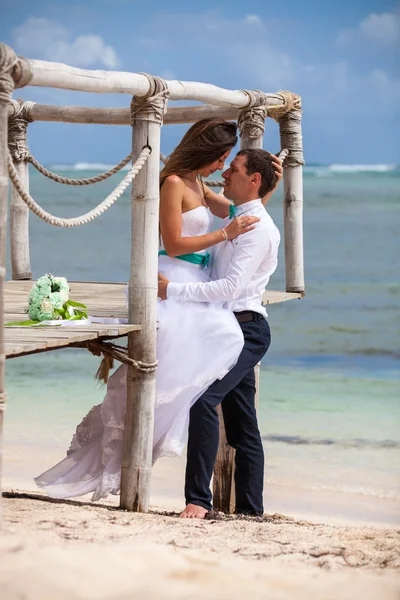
[35,118,278,501]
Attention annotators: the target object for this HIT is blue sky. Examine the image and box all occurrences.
[1,0,399,164]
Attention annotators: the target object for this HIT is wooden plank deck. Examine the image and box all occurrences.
[3,281,302,358]
[4,281,141,359]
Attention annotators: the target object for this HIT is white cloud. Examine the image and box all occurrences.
[337,11,400,46]
[359,12,400,44]
[144,10,400,119]
[12,17,119,68]
[243,14,264,29]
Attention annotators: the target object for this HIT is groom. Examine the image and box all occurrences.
[158,149,282,519]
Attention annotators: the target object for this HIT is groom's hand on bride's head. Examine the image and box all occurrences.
[158,273,170,300]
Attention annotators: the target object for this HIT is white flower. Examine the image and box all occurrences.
[60,290,69,304]
[52,276,70,293]
[49,292,63,309]
[38,298,54,320]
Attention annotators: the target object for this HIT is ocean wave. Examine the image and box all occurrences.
[262,433,400,449]
[49,162,131,172]
[304,164,399,177]
[46,162,399,175]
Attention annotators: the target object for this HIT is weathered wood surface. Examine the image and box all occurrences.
[4,280,301,361]
[5,281,301,359]
[10,160,31,280]
[8,103,241,126]
[24,58,286,108]
[6,280,301,320]
[120,110,161,513]
[4,281,141,358]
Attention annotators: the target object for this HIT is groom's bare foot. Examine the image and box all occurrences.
[179,504,208,519]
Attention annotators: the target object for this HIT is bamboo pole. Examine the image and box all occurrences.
[24,58,288,108]
[0,98,7,526]
[0,45,17,523]
[212,109,265,513]
[10,162,31,280]
[8,100,32,280]
[7,103,241,125]
[120,96,164,512]
[6,102,288,126]
[279,111,304,293]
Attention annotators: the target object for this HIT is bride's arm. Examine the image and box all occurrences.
[202,184,232,219]
[160,176,258,257]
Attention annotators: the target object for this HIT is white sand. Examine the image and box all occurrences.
[1,490,399,600]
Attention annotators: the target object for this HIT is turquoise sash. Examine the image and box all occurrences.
[158,250,210,267]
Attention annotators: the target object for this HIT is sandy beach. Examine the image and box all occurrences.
[1,489,399,600]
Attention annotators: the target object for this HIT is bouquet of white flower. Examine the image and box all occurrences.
[6,274,88,326]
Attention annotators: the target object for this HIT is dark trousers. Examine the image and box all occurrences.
[185,313,271,514]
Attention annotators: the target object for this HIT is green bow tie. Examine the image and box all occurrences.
[229,204,236,219]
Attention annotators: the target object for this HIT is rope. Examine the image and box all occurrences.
[241,89,301,122]
[279,111,304,167]
[8,98,132,184]
[72,340,158,384]
[8,99,35,161]
[238,105,268,139]
[131,74,169,124]
[7,147,150,227]
[28,153,132,185]
[0,44,18,103]
[205,179,224,188]
[267,91,302,122]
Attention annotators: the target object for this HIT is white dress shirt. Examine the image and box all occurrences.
[167,199,280,318]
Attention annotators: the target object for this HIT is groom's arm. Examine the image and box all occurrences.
[164,227,270,303]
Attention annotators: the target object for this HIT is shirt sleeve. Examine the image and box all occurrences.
[167,226,270,303]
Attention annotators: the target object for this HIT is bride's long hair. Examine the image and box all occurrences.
[160,118,238,185]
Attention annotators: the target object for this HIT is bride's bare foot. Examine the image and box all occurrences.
[179,503,208,519]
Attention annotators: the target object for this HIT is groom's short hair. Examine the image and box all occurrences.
[236,149,277,198]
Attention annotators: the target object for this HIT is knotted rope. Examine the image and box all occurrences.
[0,44,17,103]
[279,111,304,167]
[241,89,301,120]
[131,74,169,124]
[238,90,302,138]
[0,44,32,104]
[8,99,35,161]
[239,89,303,166]
[7,147,150,227]
[238,105,268,139]
[266,90,301,122]
[72,340,158,383]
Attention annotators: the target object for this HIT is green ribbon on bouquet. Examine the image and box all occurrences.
[5,300,88,326]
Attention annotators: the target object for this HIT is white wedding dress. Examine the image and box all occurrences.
[35,206,244,501]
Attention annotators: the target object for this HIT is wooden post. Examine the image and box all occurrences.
[0,44,19,522]
[279,110,304,293]
[120,84,167,512]
[8,100,33,280]
[212,106,265,513]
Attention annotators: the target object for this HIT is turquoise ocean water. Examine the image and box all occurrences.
[4,163,400,519]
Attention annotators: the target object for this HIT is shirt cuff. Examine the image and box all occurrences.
[166,282,182,300]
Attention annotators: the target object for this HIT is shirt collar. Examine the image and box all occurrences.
[234,199,262,216]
